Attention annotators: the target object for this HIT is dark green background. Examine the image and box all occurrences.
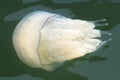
[0,0,120,80]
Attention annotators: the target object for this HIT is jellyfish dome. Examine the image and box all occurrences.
[13,11,111,71]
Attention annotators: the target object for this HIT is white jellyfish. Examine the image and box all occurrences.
[13,11,111,71]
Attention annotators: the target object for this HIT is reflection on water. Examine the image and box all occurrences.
[20,0,41,3]
[4,5,73,21]
[0,0,120,80]
[109,0,120,3]
[0,74,44,80]
[52,0,90,4]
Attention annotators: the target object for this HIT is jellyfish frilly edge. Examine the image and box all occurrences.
[12,11,111,71]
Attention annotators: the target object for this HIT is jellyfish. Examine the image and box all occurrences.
[13,11,111,71]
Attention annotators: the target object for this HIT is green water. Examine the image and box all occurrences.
[0,0,120,80]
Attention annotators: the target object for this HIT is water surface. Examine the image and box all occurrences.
[0,0,120,80]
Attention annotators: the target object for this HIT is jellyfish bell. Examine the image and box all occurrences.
[13,11,111,71]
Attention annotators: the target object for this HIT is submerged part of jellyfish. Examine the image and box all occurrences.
[13,11,111,71]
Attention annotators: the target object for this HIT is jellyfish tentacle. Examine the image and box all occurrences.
[95,23,109,26]
[100,31,112,36]
[96,38,112,51]
[90,19,109,27]
[91,19,107,23]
